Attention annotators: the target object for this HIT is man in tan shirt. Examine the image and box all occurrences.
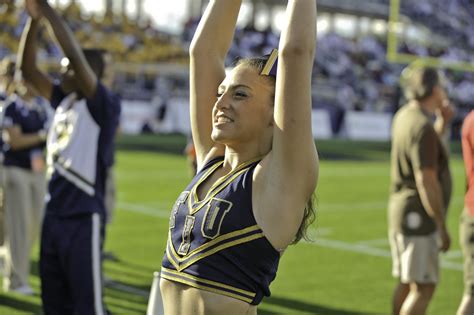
[388,66,454,315]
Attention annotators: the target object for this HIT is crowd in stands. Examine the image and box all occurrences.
[0,2,187,66]
[182,3,474,115]
[2,0,474,136]
[398,0,474,132]
[181,0,474,136]
[183,22,471,135]
[183,17,400,116]
[402,0,474,54]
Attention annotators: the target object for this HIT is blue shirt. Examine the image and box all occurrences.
[45,83,121,218]
[161,157,280,305]
[2,95,47,170]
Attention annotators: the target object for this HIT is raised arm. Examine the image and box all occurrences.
[18,17,53,101]
[35,0,98,98]
[273,0,318,179]
[272,1,318,193]
[255,0,318,248]
[189,0,242,169]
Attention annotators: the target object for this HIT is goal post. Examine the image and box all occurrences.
[387,0,474,72]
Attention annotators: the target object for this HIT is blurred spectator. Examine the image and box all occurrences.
[389,67,453,315]
[2,75,48,295]
[0,56,16,250]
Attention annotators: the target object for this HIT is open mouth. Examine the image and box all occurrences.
[215,114,234,124]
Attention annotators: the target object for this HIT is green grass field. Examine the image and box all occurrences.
[0,136,465,314]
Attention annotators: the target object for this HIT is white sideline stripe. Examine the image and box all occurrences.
[310,238,463,271]
[441,261,463,271]
[322,196,464,212]
[312,238,391,258]
[357,239,389,246]
[118,197,465,215]
[118,201,170,218]
[118,201,463,272]
[445,250,463,259]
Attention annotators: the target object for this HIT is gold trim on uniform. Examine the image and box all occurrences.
[177,215,196,255]
[201,198,233,239]
[169,191,190,229]
[163,157,267,304]
[160,267,256,304]
[172,225,261,260]
[188,158,261,215]
[161,267,256,297]
[166,225,264,271]
[177,233,264,270]
[188,160,224,212]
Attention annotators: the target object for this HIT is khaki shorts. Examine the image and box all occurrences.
[389,230,439,284]
[460,211,474,295]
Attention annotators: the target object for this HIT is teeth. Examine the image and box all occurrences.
[217,116,232,123]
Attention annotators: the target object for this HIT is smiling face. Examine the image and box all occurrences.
[211,64,275,148]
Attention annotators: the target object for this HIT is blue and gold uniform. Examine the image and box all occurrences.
[40,83,120,314]
[161,157,280,305]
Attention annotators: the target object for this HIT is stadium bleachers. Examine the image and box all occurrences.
[179,0,474,122]
[2,0,474,136]
[0,2,188,65]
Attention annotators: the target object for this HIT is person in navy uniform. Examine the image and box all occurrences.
[19,0,120,313]
[0,57,16,250]
[157,0,319,314]
[2,72,48,295]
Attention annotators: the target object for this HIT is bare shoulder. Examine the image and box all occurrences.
[252,152,317,249]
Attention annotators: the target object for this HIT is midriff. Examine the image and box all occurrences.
[159,277,257,315]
